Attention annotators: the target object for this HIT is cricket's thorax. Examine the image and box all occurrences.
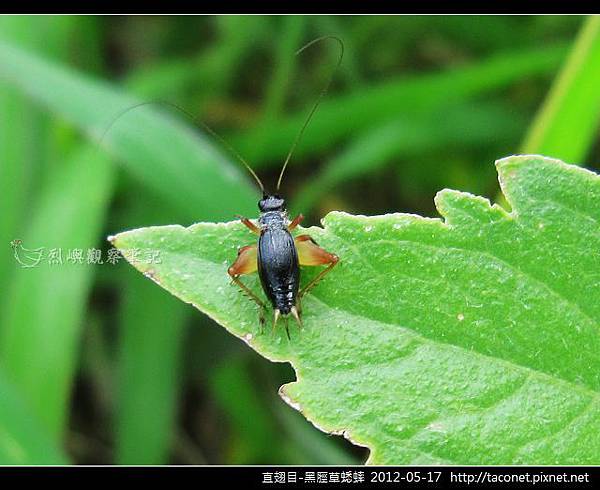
[258,210,288,229]
[257,211,299,314]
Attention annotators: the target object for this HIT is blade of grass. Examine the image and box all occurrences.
[0,369,68,464]
[210,357,282,463]
[0,40,256,221]
[231,42,568,167]
[521,16,600,163]
[293,101,525,213]
[115,194,188,465]
[0,16,110,451]
[0,16,76,319]
[78,313,114,422]
[0,145,114,438]
[210,356,356,464]
[314,16,364,89]
[125,16,269,101]
[116,266,187,464]
[251,16,306,162]
[260,16,305,122]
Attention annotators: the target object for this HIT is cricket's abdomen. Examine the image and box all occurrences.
[257,227,300,314]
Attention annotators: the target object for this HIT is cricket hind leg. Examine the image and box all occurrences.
[295,234,339,299]
[228,244,267,330]
[231,276,268,329]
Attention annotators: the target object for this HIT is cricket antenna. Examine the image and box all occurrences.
[96,100,265,194]
[276,35,344,192]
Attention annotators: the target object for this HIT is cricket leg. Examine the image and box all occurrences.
[288,213,304,231]
[228,244,267,330]
[295,235,339,299]
[235,215,261,235]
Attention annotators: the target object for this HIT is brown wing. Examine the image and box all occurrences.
[228,244,258,276]
[295,235,338,266]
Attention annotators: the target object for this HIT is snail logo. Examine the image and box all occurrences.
[10,239,45,268]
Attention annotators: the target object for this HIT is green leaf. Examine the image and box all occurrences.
[111,155,600,465]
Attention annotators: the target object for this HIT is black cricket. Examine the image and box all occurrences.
[227,37,343,338]
[99,37,344,339]
[257,195,300,317]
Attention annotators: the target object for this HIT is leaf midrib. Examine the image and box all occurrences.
[301,294,599,403]
[366,237,598,330]
[286,295,599,465]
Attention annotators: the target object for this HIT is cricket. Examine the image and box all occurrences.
[227,36,343,339]
[99,36,344,340]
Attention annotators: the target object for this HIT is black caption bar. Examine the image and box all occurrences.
[0,466,597,488]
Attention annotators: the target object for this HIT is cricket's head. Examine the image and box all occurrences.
[258,194,286,213]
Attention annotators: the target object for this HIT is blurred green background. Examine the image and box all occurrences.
[0,15,599,465]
